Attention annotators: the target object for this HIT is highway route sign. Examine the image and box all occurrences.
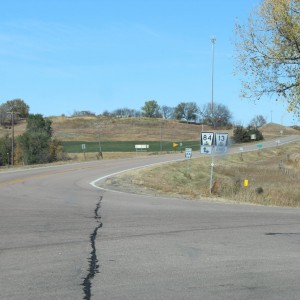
[185,148,192,158]
[215,133,228,146]
[201,132,214,146]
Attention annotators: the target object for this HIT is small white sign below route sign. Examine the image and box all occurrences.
[214,146,228,154]
[185,148,192,158]
[200,146,213,154]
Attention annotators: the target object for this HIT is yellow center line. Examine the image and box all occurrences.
[0,164,99,187]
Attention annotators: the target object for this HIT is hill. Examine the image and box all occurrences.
[1,116,299,144]
[260,122,299,136]
[50,116,211,142]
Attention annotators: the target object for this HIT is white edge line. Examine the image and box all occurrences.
[90,136,300,191]
[89,157,185,190]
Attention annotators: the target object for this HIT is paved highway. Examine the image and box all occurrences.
[0,135,299,299]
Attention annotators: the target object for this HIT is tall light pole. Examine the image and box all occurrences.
[211,36,216,128]
[210,36,216,193]
[160,122,163,154]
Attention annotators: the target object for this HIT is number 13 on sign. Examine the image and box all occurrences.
[215,133,228,146]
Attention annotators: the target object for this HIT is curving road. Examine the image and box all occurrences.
[0,135,299,300]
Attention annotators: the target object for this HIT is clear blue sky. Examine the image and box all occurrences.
[1,0,298,126]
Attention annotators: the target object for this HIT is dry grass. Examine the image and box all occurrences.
[67,151,150,161]
[4,116,298,142]
[50,116,211,142]
[105,141,300,207]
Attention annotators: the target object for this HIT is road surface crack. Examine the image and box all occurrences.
[82,196,102,300]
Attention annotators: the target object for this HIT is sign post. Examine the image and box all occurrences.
[185,148,192,175]
[81,144,86,160]
[201,132,215,193]
[200,132,229,193]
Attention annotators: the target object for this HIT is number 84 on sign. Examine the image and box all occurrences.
[201,132,214,146]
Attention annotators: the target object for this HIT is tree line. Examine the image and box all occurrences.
[0,99,65,166]
[0,97,266,166]
[101,100,234,128]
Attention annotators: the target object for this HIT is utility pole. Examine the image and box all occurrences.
[160,123,163,153]
[95,122,103,152]
[7,111,16,166]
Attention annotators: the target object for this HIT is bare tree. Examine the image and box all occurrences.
[161,105,174,119]
[202,103,232,128]
[249,115,267,128]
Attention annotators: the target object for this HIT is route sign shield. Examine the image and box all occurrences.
[185,148,192,158]
[215,133,228,147]
[201,132,214,146]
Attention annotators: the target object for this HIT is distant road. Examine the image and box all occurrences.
[228,134,300,154]
[0,134,299,300]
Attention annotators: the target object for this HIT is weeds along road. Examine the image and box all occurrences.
[0,135,299,300]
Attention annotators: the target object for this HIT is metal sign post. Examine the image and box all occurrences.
[201,132,215,193]
[209,154,214,194]
[185,148,192,175]
[81,144,86,160]
[200,132,229,194]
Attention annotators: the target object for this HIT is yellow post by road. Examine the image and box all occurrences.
[244,179,249,187]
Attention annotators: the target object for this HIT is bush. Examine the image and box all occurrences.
[232,126,264,143]
[0,134,11,165]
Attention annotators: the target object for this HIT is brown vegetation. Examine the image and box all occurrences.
[103,140,300,207]
[2,116,298,143]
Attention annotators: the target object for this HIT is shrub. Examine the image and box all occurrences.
[233,126,264,143]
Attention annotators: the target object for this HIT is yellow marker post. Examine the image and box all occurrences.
[244,179,249,187]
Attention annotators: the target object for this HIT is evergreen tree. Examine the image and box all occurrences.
[17,114,53,164]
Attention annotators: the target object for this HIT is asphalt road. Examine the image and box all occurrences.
[0,135,299,300]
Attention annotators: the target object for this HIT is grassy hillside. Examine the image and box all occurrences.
[2,115,298,143]
[1,115,299,156]
[103,140,300,207]
[50,116,210,142]
[50,116,299,142]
